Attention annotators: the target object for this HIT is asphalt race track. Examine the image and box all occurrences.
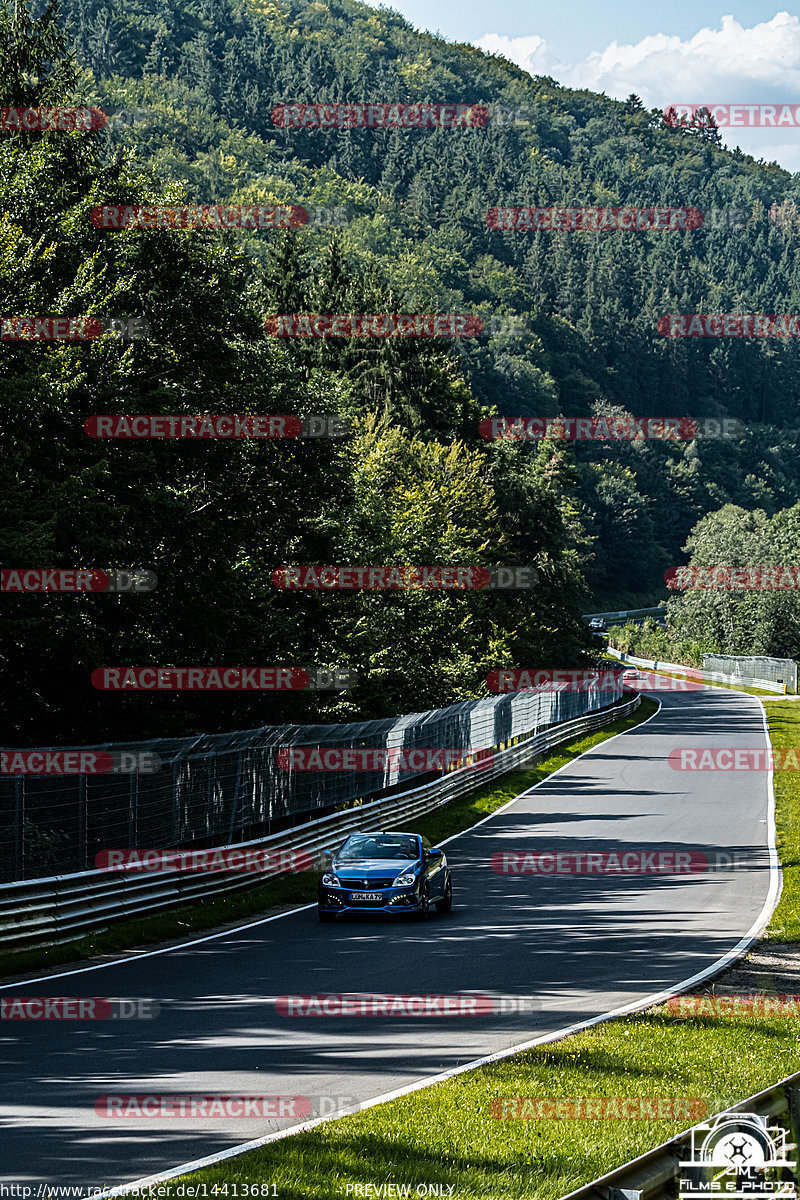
[0,688,779,1191]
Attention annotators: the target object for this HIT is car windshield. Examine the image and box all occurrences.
[338,834,418,861]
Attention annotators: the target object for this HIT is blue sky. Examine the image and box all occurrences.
[380,1,800,171]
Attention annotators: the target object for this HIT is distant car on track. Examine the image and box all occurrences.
[318,830,452,923]
[589,617,606,631]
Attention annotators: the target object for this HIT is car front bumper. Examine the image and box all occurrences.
[317,886,424,917]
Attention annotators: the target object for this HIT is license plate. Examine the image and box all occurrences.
[350,892,383,902]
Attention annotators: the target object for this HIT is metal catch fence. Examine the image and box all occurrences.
[702,655,797,693]
[1,680,623,882]
[0,693,638,948]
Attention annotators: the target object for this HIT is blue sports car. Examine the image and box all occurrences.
[318,830,452,922]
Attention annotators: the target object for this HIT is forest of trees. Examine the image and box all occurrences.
[3,0,800,742]
[608,502,800,667]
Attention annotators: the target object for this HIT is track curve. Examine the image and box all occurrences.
[0,688,779,1190]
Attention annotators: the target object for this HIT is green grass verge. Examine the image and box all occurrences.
[168,1010,800,1200]
[766,701,800,941]
[0,697,654,982]
[159,697,799,1200]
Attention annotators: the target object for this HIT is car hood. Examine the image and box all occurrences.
[333,858,418,876]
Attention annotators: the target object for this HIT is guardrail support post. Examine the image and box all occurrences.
[78,775,88,870]
[14,777,24,880]
[128,769,138,847]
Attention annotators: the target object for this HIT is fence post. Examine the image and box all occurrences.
[78,774,88,870]
[128,769,139,849]
[14,777,24,880]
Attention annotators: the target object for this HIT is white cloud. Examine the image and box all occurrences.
[476,13,800,170]
[474,33,554,77]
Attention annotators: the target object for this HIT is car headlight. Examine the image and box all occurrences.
[392,872,417,887]
[321,873,340,886]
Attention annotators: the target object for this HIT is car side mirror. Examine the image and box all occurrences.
[429,847,444,858]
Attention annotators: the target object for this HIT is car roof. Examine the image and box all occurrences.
[344,830,420,838]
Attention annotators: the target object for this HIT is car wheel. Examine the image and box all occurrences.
[318,911,336,923]
[435,877,452,913]
[414,887,429,921]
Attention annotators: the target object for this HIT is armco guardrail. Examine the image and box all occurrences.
[560,1069,800,1200]
[0,695,640,949]
[606,647,788,693]
[702,670,787,693]
[583,607,667,622]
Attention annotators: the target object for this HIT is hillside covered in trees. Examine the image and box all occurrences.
[55,0,800,593]
[3,0,800,742]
